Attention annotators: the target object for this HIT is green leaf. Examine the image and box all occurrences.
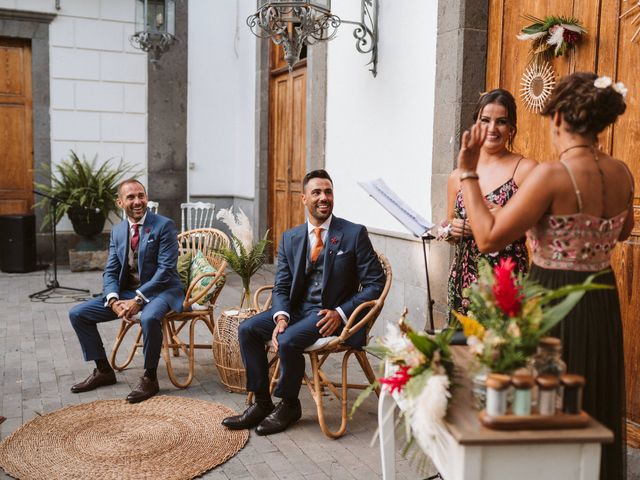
[349,380,379,419]
[407,331,437,357]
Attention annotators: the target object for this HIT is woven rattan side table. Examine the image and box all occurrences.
[213,308,256,393]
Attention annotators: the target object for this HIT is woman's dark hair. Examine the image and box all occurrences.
[473,88,518,149]
[542,72,626,136]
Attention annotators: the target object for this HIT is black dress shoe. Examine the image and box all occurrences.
[255,399,302,436]
[222,401,275,430]
[126,376,159,404]
[70,369,117,393]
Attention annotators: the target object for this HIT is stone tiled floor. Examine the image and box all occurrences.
[0,267,424,480]
[2,267,639,479]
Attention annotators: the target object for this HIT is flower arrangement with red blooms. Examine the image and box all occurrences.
[517,14,586,64]
[350,310,454,471]
[454,258,609,374]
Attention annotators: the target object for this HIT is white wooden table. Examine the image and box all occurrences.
[378,347,613,480]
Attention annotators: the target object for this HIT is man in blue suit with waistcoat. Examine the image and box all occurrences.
[68,179,184,403]
[222,169,386,435]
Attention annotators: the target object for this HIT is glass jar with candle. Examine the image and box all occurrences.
[536,375,559,416]
[511,374,535,416]
[530,336,566,408]
[485,373,510,417]
[561,374,585,415]
[531,337,566,376]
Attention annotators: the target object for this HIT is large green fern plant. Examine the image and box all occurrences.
[35,150,141,230]
[217,231,270,308]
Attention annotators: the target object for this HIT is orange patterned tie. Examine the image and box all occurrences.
[310,227,324,263]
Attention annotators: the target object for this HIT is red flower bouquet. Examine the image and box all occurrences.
[453,258,610,373]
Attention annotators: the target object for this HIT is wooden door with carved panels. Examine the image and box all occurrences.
[269,42,307,254]
[0,37,33,215]
[487,0,640,446]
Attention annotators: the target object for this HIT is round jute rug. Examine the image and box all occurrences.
[0,396,248,480]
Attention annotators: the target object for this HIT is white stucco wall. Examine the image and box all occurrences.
[4,0,148,231]
[187,0,256,199]
[325,0,438,235]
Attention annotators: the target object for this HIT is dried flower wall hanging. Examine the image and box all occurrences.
[620,0,640,43]
[520,61,556,112]
[517,14,586,65]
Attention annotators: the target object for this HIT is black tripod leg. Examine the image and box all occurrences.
[29,286,56,298]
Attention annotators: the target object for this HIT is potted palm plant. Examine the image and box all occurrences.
[216,207,270,309]
[35,150,141,238]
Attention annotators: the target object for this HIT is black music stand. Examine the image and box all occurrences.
[421,232,436,331]
[29,191,90,300]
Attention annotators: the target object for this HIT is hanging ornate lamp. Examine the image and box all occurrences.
[247,0,378,76]
[130,0,177,63]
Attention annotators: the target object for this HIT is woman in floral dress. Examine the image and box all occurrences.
[446,89,537,321]
[458,72,633,479]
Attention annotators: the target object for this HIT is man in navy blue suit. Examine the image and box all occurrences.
[222,169,386,435]
[68,179,184,403]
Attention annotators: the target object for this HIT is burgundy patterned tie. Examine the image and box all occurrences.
[131,224,140,252]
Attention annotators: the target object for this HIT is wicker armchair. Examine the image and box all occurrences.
[250,253,392,438]
[109,228,230,388]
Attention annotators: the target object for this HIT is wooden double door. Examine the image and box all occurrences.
[487,0,640,444]
[268,44,307,253]
[0,37,33,215]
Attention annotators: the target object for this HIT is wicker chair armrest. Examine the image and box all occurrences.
[337,299,379,342]
[253,285,274,312]
[183,269,225,308]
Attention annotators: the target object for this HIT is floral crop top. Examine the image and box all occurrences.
[527,211,627,271]
[527,157,632,272]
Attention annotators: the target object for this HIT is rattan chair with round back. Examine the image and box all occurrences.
[249,252,392,438]
[109,228,230,388]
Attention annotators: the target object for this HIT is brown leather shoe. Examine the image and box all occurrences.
[255,399,302,436]
[126,376,159,404]
[221,401,275,430]
[70,369,117,393]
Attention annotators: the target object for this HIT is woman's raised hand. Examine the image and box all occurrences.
[457,121,487,171]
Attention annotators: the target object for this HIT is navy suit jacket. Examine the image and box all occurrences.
[271,216,385,325]
[102,211,184,313]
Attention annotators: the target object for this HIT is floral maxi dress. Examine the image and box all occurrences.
[447,179,529,322]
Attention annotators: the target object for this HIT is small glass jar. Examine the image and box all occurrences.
[472,371,488,410]
[530,337,566,407]
[561,374,585,414]
[485,373,510,417]
[536,375,559,416]
[511,374,535,416]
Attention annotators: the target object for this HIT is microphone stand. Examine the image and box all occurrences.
[29,190,90,299]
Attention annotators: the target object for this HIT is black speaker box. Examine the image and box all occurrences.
[0,214,38,273]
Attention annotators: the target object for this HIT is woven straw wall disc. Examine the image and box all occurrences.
[0,396,248,480]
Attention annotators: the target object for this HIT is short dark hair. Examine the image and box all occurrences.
[542,72,626,137]
[473,88,518,149]
[303,169,333,190]
[117,178,146,196]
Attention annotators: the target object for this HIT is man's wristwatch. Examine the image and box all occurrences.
[134,295,144,306]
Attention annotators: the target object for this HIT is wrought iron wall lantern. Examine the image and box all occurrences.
[247,0,379,77]
[130,0,177,63]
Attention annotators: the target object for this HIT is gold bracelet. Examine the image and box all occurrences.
[460,170,479,181]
